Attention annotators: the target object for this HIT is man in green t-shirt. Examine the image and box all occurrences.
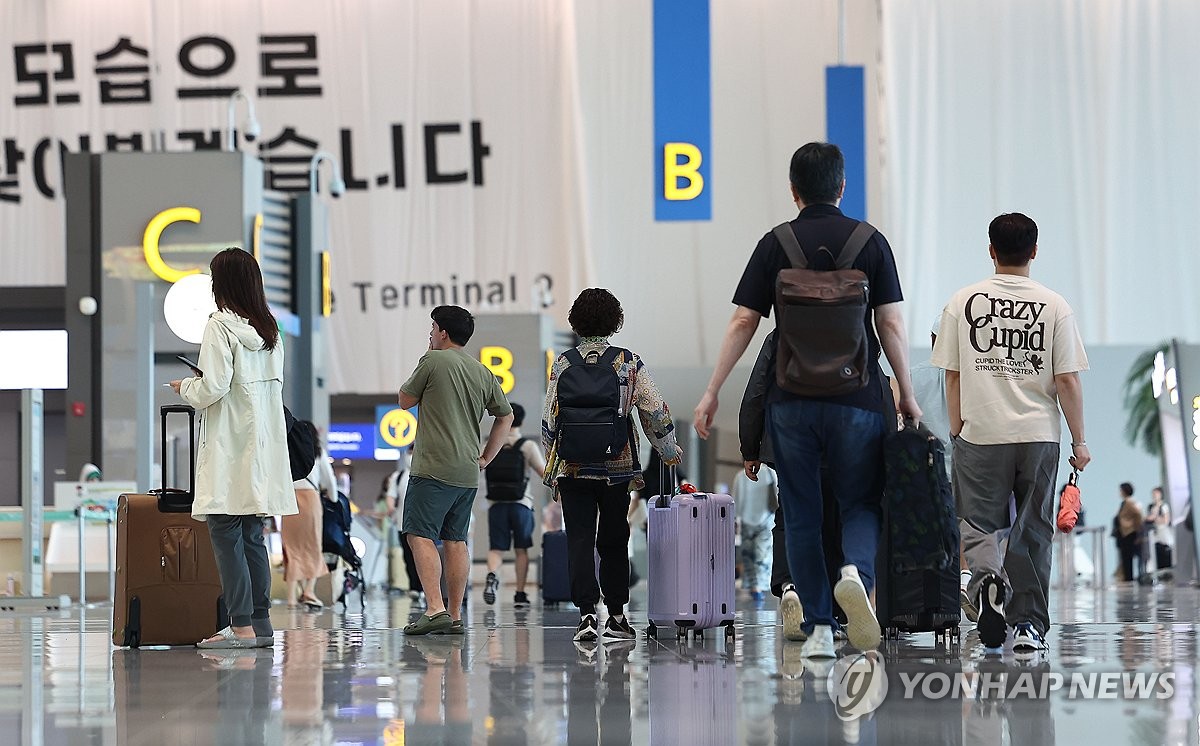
[399,305,514,635]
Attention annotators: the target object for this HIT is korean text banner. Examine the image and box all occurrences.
[0,0,592,394]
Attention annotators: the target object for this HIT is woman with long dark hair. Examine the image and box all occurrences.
[170,248,296,648]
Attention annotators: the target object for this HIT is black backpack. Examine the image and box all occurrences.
[772,221,876,396]
[283,407,319,481]
[555,347,630,464]
[486,437,530,501]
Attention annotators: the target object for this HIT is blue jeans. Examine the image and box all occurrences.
[768,399,886,632]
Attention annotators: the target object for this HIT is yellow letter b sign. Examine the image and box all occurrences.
[663,143,704,201]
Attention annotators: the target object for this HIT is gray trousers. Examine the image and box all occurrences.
[955,439,1060,636]
[207,514,273,628]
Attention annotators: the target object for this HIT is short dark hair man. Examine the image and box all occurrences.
[398,305,514,635]
[694,142,921,658]
[933,213,1090,654]
[482,403,546,608]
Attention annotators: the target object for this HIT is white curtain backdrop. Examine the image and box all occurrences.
[880,0,1200,345]
[0,0,592,394]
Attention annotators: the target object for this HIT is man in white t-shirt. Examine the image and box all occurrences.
[932,212,1092,655]
[482,403,547,608]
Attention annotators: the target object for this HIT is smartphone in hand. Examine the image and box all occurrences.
[176,354,204,377]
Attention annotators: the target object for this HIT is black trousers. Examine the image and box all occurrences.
[1117,533,1140,581]
[398,532,423,592]
[558,477,631,614]
[770,469,846,622]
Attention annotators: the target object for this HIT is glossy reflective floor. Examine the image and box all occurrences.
[1,582,1198,745]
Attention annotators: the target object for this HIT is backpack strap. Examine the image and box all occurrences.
[774,220,878,271]
[599,346,625,367]
[772,223,808,270]
[563,348,585,366]
[834,222,877,270]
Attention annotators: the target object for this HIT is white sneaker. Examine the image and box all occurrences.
[800,625,836,659]
[780,585,806,642]
[833,565,881,651]
[1012,622,1047,652]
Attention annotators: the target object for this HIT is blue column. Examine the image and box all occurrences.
[826,66,866,221]
[653,0,711,221]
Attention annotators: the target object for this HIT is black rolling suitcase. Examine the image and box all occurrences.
[877,421,961,647]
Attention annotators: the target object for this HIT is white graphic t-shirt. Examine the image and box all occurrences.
[931,274,1088,446]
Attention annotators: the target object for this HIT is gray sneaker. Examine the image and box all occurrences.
[780,586,806,642]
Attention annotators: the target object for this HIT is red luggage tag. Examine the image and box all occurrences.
[1057,470,1082,533]
[679,482,697,494]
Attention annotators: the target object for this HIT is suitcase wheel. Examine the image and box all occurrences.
[676,626,688,641]
[646,622,658,639]
[723,623,736,639]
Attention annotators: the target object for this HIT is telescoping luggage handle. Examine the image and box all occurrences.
[654,462,704,509]
[152,404,196,513]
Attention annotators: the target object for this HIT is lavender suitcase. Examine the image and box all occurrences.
[646,490,737,640]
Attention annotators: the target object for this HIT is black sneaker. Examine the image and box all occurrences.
[484,572,499,605]
[513,591,530,608]
[574,614,599,642]
[601,615,636,642]
[977,574,1007,649]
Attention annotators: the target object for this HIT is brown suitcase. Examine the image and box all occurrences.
[113,405,225,647]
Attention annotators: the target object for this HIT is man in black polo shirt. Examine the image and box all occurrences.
[694,142,921,658]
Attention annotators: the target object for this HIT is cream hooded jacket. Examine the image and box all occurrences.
[179,310,297,519]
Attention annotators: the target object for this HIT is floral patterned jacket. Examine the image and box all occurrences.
[541,337,681,489]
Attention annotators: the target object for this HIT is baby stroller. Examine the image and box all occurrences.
[322,491,366,611]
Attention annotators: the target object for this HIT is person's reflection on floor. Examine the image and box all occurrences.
[773,655,867,745]
[964,658,1056,746]
[567,641,633,745]
[407,637,472,745]
[488,628,536,745]
[199,648,278,745]
[282,628,329,741]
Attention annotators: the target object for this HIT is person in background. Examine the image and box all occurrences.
[542,288,683,644]
[79,463,102,483]
[483,403,547,609]
[398,305,514,636]
[1147,486,1173,570]
[283,430,337,609]
[732,463,777,604]
[1115,483,1144,582]
[385,448,423,600]
[170,247,296,648]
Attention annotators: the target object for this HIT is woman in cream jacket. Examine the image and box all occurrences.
[170,248,297,648]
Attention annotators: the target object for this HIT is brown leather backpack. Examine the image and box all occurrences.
[772,221,875,396]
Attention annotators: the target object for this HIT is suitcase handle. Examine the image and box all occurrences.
[152,405,196,513]
[654,463,678,509]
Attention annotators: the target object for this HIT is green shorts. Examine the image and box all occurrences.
[402,476,477,542]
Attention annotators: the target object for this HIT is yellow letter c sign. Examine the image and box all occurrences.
[143,207,202,283]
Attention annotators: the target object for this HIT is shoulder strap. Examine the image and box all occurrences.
[514,437,530,450]
[564,348,585,366]
[834,222,877,270]
[599,346,625,367]
[772,223,808,270]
